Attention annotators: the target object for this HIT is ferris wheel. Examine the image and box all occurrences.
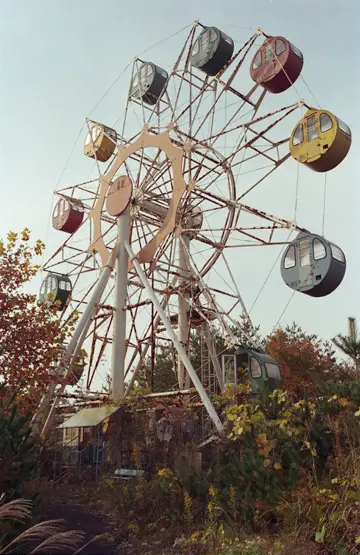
[35,22,352,436]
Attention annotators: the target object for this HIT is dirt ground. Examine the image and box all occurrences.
[33,482,173,555]
[33,482,121,554]
[37,499,119,554]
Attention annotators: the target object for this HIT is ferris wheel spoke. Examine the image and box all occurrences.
[227,106,298,168]
[152,233,177,280]
[138,147,165,193]
[133,218,151,251]
[134,145,146,190]
[189,36,256,137]
[142,166,172,198]
[127,304,147,355]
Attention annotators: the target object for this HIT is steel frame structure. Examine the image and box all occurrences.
[34,22,307,437]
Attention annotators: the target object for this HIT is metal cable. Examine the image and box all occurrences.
[271,290,296,333]
[272,259,319,332]
[87,61,133,119]
[299,74,321,109]
[294,159,300,222]
[40,123,86,272]
[293,102,303,221]
[249,229,294,314]
[54,123,86,194]
[87,23,192,119]
[322,172,327,236]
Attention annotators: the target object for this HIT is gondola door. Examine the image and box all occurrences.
[318,112,334,157]
[297,235,313,290]
[305,113,322,162]
[200,29,213,62]
[58,199,68,229]
[260,41,277,83]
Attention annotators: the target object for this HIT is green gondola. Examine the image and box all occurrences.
[221,344,282,394]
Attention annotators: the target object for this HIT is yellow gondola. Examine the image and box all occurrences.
[289,108,351,172]
[84,122,117,162]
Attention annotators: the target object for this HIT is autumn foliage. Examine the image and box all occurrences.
[0,230,74,413]
[267,323,339,396]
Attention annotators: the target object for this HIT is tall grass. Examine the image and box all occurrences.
[0,493,112,554]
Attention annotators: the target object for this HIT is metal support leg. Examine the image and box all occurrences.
[124,239,224,436]
[35,244,119,437]
[178,235,190,390]
[179,236,251,346]
[124,275,177,397]
[111,211,130,402]
[203,321,224,391]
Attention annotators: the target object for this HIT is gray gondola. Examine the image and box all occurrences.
[39,273,72,311]
[130,62,168,106]
[190,27,234,76]
[281,231,346,297]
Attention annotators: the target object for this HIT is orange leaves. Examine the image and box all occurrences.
[21,228,31,242]
[256,432,276,458]
[267,324,337,397]
[7,231,18,246]
[0,229,73,414]
[34,239,45,256]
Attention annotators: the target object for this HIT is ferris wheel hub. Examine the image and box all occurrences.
[89,126,188,268]
[183,141,193,153]
[106,175,133,217]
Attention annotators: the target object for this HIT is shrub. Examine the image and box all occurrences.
[0,386,38,499]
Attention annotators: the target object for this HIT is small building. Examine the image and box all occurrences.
[55,398,210,480]
[58,404,119,467]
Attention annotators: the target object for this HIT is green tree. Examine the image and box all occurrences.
[137,345,177,392]
[230,313,266,351]
[0,385,37,499]
[332,317,360,375]
[101,373,112,394]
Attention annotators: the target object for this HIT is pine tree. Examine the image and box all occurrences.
[333,317,360,376]
[230,313,266,351]
[137,345,177,392]
[0,385,37,499]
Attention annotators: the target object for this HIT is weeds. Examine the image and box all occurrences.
[0,493,112,554]
[36,384,360,554]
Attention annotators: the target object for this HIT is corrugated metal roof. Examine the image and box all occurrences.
[58,405,120,429]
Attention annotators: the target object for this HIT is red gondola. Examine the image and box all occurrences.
[52,197,84,234]
[250,36,303,94]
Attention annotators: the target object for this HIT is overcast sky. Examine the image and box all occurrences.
[1,0,359,355]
